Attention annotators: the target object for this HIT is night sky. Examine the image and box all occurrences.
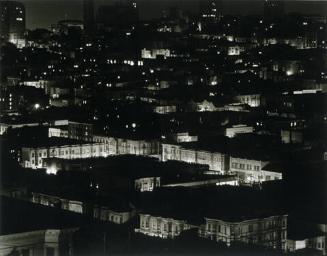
[17,0,327,29]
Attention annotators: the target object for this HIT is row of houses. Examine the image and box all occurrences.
[32,192,136,225]
[20,137,281,184]
[161,143,282,184]
[136,213,326,254]
[20,135,159,170]
[136,213,288,251]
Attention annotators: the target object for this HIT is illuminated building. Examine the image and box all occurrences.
[0,1,25,47]
[200,0,223,23]
[235,94,261,107]
[141,48,171,59]
[135,177,161,192]
[200,215,287,251]
[229,157,282,183]
[0,229,77,256]
[135,214,194,239]
[162,143,229,174]
[225,125,254,138]
[94,205,136,224]
[20,140,110,169]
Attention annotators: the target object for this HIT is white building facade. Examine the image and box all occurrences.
[200,215,288,251]
[229,156,282,183]
[135,214,194,239]
[162,143,229,174]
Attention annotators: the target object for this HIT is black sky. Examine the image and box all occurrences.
[17,0,327,29]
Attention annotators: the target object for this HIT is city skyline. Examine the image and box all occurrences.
[0,0,326,255]
[16,0,327,29]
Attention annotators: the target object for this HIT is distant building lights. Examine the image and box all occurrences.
[34,103,40,110]
[46,166,57,175]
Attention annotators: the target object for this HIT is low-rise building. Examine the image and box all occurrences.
[135,214,194,239]
[287,235,326,255]
[200,215,287,251]
[230,156,282,183]
[20,139,109,170]
[162,143,229,174]
[0,229,77,256]
[135,177,161,192]
[235,94,261,107]
[225,125,254,138]
[94,205,136,224]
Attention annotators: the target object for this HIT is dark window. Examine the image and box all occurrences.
[46,247,55,256]
[22,249,29,256]
[282,220,286,227]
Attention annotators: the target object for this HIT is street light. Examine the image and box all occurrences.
[34,103,40,110]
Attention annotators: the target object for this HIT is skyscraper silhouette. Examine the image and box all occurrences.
[83,0,95,38]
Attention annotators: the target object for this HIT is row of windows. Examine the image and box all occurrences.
[231,162,260,171]
[207,220,285,234]
[30,146,108,158]
[308,240,325,249]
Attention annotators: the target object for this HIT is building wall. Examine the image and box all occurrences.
[162,143,228,174]
[93,206,135,224]
[136,214,192,239]
[0,229,76,256]
[225,125,254,138]
[236,94,261,107]
[230,157,282,183]
[135,177,161,192]
[287,236,326,255]
[21,143,109,169]
[201,215,287,251]
[0,1,26,47]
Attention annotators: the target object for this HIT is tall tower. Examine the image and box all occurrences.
[83,0,95,38]
[264,0,285,20]
[0,1,26,47]
[200,0,223,23]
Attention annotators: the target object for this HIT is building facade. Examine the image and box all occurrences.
[162,143,229,174]
[93,205,135,224]
[200,215,288,251]
[135,214,194,239]
[0,229,77,256]
[21,142,109,169]
[0,1,26,47]
[135,177,161,192]
[287,235,326,255]
[229,156,282,183]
